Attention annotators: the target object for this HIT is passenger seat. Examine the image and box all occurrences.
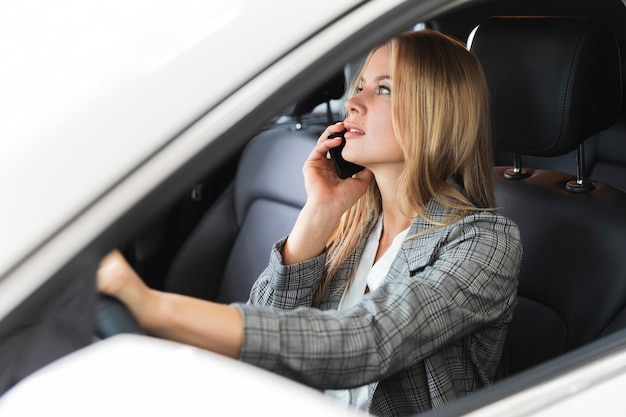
[471,16,626,375]
[494,112,626,192]
[491,28,626,192]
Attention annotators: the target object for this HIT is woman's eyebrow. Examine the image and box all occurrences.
[359,75,391,83]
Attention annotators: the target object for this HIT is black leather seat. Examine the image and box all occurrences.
[488,16,626,193]
[162,126,314,303]
[161,73,346,303]
[470,16,626,375]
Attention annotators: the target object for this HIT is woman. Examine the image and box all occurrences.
[98,30,522,416]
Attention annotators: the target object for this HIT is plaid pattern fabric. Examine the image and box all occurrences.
[234,200,521,416]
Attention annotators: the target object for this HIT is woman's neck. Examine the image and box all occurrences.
[375,203,413,264]
[381,206,413,236]
[375,170,416,238]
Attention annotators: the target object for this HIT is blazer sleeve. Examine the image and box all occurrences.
[233,213,521,390]
[246,237,327,310]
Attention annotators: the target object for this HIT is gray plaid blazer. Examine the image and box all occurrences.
[235,200,521,417]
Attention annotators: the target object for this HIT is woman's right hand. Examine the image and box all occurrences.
[302,122,373,218]
[282,123,374,265]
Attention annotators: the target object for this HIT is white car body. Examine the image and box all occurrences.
[0,0,388,414]
[0,0,369,316]
[0,334,361,416]
[1,0,626,415]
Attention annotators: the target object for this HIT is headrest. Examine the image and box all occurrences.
[470,17,622,157]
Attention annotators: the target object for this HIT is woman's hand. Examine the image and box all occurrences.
[303,122,374,217]
[97,250,243,357]
[97,250,151,319]
[282,123,374,265]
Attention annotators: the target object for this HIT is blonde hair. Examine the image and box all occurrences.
[313,30,494,306]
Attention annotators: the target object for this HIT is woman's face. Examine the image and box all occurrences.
[342,45,405,173]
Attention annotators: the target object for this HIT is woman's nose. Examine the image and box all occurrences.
[345,95,364,115]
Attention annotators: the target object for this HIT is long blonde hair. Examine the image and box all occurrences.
[313,30,494,306]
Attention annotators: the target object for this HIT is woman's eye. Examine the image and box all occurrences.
[377,85,391,95]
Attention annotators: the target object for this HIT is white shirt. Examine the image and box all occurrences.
[326,216,410,411]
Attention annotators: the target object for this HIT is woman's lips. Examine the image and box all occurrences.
[343,123,365,139]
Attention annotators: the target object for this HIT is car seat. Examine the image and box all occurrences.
[493,112,626,192]
[470,16,626,375]
[161,72,346,303]
[491,39,626,193]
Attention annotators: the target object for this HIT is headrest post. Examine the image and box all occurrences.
[504,153,530,180]
[566,144,595,193]
[326,101,333,124]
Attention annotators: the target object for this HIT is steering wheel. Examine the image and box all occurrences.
[95,294,145,337]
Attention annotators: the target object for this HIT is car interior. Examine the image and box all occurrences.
[91,0,626,410]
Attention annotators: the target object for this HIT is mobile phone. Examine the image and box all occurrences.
[327,129,365,179]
